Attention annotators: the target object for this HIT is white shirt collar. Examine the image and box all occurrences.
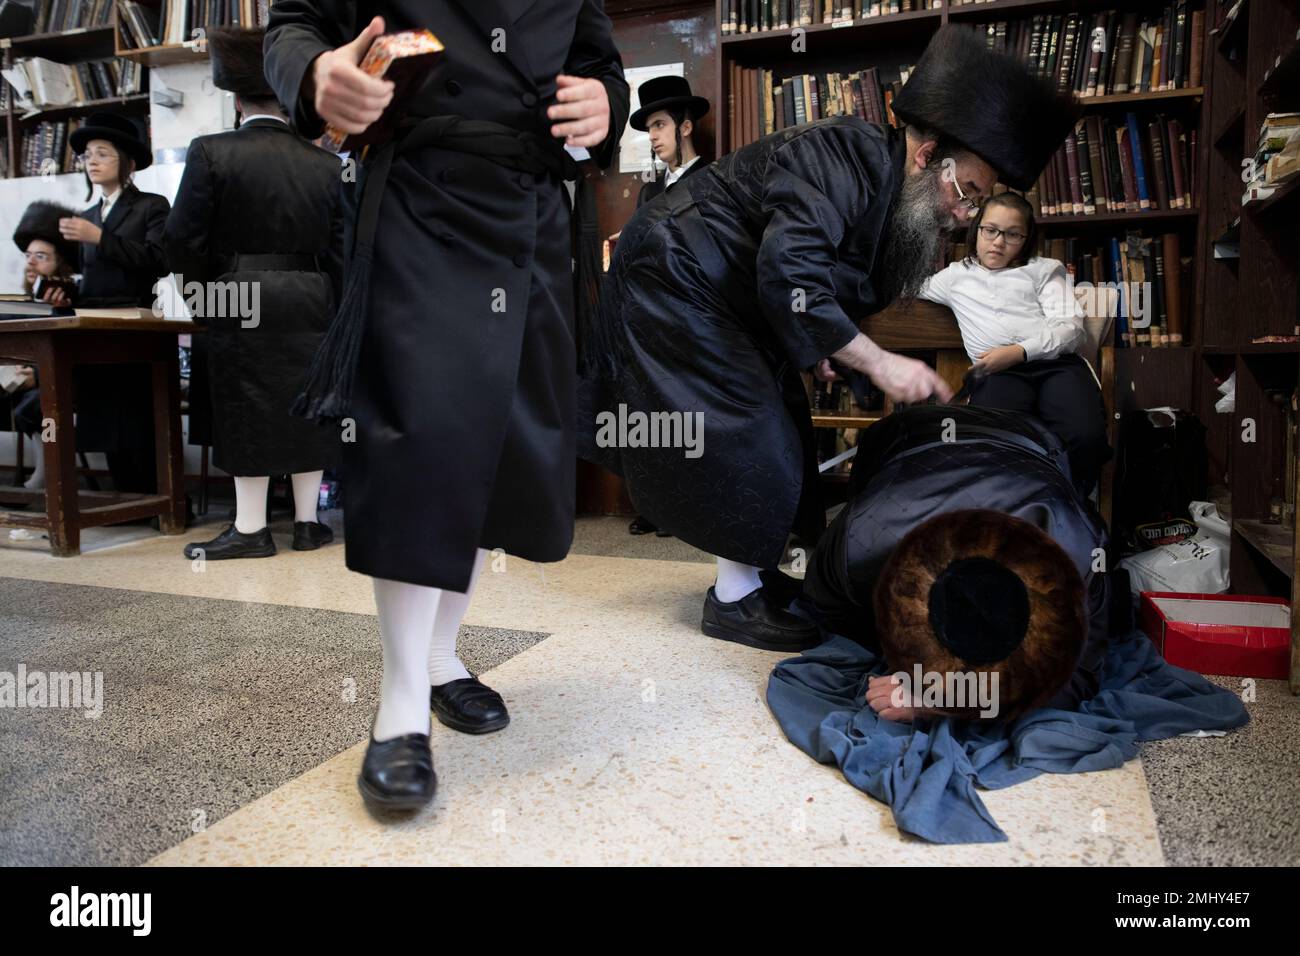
[100,186,121,213]
[664,155,701,187]
[240,113,290,127]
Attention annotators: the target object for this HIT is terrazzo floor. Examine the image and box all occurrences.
[0,509,1295,865]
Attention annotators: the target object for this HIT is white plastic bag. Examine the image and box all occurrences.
[1119,501,1231,595]
[1214,372,1236,414]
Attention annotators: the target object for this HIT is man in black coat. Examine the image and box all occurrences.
[580,26,1079,652]
[264,0,628,810]
[803,404,1114,720]
[164,26,344,562]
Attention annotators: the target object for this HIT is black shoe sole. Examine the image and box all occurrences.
[356,773,436,811]
[182,546,277,560]
[292,536,333,551]
[432,708,510,735]
[700,619,819,653]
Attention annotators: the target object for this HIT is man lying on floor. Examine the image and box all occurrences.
[766,403,1249,844]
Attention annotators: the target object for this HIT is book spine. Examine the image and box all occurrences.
[1126,112,1151,209]
[1163,232,1183,344]
[1148,118,1170,209]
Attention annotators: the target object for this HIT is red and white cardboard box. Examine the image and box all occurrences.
[1139,591,1291,680]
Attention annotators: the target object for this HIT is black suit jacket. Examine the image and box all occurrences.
[77,184,171,307]
[635,155,706,208]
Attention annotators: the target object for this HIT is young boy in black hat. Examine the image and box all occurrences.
[164,25,344,561]
[632,74,708,209]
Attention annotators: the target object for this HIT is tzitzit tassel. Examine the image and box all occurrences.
[291,238,373,424]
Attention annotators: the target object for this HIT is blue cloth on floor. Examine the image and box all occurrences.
[765,630,1249,845]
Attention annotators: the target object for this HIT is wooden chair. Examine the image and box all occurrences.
[861,295,1117,526]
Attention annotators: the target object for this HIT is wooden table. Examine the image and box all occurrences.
[0,316,198,556]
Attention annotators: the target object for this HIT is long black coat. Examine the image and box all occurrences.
[265,0,628,591]
[803,404,1112,712]
[163,117,344,477]
[74,184,172,453]
[580,116,908,568]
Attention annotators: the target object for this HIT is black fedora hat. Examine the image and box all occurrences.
[630,75,710,132]
[13,200,79,264]
[69,112,151,170]
[891,25,1081,191]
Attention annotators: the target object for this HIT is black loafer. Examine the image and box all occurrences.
[759,568,805,607]
[292,520,334,551]
[628,515,658,535]
[358,729,436,811]
[701,586,820,652]
[429,676,510,734]
[182,524,276,560]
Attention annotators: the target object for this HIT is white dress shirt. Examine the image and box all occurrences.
[664,154,701,189]
[918,255,1086,363]
[99,186,121,222]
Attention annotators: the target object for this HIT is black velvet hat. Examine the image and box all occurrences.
[891,24,1082,190]
[13,200,79,264]
[630,75,710,132]
[873,509,1086,721]
[207,25,276,99]
[69,112,151,170]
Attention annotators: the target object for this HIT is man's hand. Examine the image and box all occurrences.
[974,344,1026,375]
[813,359,838,382]
[831,332,953,403]
[41,286,70,307]
[58,217,101,245]
[866,674,925,723]
[309,16,394,134]
[548,75,609,148]
[13,366,36,391]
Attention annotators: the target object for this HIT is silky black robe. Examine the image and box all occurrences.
[580,116,909,568]
[803,404,1112,712]
[265,0,629,591]
[163,117,344,477]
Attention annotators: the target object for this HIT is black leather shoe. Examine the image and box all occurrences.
[628,515,658,535]
[182,524,276,560]
[358,728,436,811]
[429,676,510,734]
[701,586,820,652]
[759,568,805,608]
[292,520,334,551]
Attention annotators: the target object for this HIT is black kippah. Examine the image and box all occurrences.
[927,557,1030,663]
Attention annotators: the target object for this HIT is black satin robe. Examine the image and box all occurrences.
[580,116,909,568]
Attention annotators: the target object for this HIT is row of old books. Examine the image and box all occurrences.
[729,63,912,147]
[31,0,115,34]
[19,117,85,176]
[957,5,1205,97]
[721,0,939,34]
[1026,112,1196,218]
[7,56,143,111]
[149,0,273,47]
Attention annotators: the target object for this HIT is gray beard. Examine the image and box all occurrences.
[877,165,953,305]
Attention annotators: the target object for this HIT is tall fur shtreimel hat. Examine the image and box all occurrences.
[891,24,1082,190]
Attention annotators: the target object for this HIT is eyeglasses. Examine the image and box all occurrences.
[977,223,1028,245]
[24,251,51,262]
[952,178,984,213]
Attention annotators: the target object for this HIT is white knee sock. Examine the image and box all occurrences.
[291,470,323,523]
[428,549,488,686]
[23,445,45,490]
[714,556,763,603]
[373,576,440,741]
[233,476,269,534]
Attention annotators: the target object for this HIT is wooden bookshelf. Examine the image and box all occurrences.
[1192,0,1300,690]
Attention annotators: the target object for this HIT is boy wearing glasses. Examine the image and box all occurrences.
[917,192,1109,497]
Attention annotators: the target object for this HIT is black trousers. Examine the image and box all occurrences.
[969,353,1110,496]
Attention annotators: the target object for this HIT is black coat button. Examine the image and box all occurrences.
[447,79,463,95]
[521,91,537,107]
[512,253,528,267]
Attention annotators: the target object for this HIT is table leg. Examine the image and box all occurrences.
[153,346,186,534]
[37,345,80,556]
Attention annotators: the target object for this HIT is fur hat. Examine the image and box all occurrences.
[69,112,151,170]
[873,508,1086,721]
[207,26,275,99]
[13,200,79,264]
[891,25,1082,190]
